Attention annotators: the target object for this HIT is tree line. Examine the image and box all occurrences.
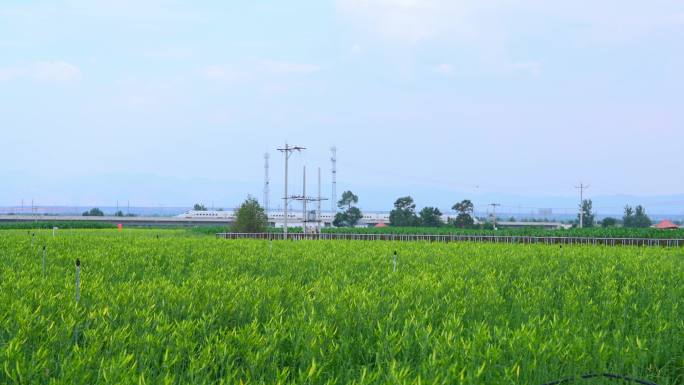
[577,200,652,228]
[333,191,478,228]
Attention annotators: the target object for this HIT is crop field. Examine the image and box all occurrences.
[322,226,684,240]
[1,229,683,384]
[0,221,117,230]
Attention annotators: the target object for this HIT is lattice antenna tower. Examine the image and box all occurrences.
[263,153,270,214]
[331,146,337,214]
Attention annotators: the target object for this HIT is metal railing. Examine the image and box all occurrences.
[216,233,684,247]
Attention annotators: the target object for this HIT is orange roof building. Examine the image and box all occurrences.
[375,222,388,228]
[655,220,679,230]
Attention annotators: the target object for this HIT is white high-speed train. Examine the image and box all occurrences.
[177,210,461,226]
[177,209,391,222]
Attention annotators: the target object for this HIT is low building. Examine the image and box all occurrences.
[655,220,679,230]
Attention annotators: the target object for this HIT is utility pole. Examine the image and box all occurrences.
[331,146,337,214]
[263,153,270,216]
[277,143,305,239]
[317,167,322,234]
[489,203,501,230]
[290,166,327,236]
[302,166,307,234]
[575,183,589,228]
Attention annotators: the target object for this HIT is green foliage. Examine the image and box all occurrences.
[0,229,682,384]
[601,217,618,228]
[337,190,358,210]
[333,207,362,227]
[577,199,595,228]
[418,207,443,227]
[333,191,363,227]
[0,221,116,230]
[82,208,104,217]
[186,225,230,236]
[114,210,125,217]
[389,196,419,227]
[452,199,475,228]
[624,205,652,228]
[193,203,207,211]
[322,226,684,239]
[233,196,268,233]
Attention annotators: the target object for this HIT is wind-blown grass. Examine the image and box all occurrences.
[0,229,682,384]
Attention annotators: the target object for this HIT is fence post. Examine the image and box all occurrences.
[75,259,81,303]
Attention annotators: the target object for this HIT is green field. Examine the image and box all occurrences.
[322,226,684,239]
[1,229,683,384]
[0,221,117,230]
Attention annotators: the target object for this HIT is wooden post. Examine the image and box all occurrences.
[75,259,81,303]
[393,251,397,272]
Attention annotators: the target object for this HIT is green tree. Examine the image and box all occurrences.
[419,207,443,227]
[337,191,359,210]
[601,217,617,227]
[333,191,363,227]
[193,203,207,211]
[333,213,346,227]
[82,208,104,217]
[114,210,124,217]
[452,199,475,228]
[623,205,651,228]
[577,199,595,228]
[623,205,635,227]
[334,207,363,227]
[389,196,419,227]
[233,197,268,233]
[633,205,652,228]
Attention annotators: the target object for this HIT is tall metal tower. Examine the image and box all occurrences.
[303,166,307,234]
[263,153,270,215]
[277,143,305,239]
[317,167,322,233]
[331,146,337,214]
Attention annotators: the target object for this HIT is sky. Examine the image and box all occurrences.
[1,0,683,213]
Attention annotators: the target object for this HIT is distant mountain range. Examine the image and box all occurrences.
[2,173,682,221]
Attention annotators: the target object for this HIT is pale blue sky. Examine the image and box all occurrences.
[1,0,683,212]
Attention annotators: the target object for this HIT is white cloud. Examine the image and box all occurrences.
[336,0,684,44]
[257,60,320,74]
[336,0,477,43]
[32,61,81,81]
[510,61,543,76]
[0,61,81,82]
[201,60,320,83]
[434,63,455,75]
[201,65,245,83]
[672,13,684,25]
